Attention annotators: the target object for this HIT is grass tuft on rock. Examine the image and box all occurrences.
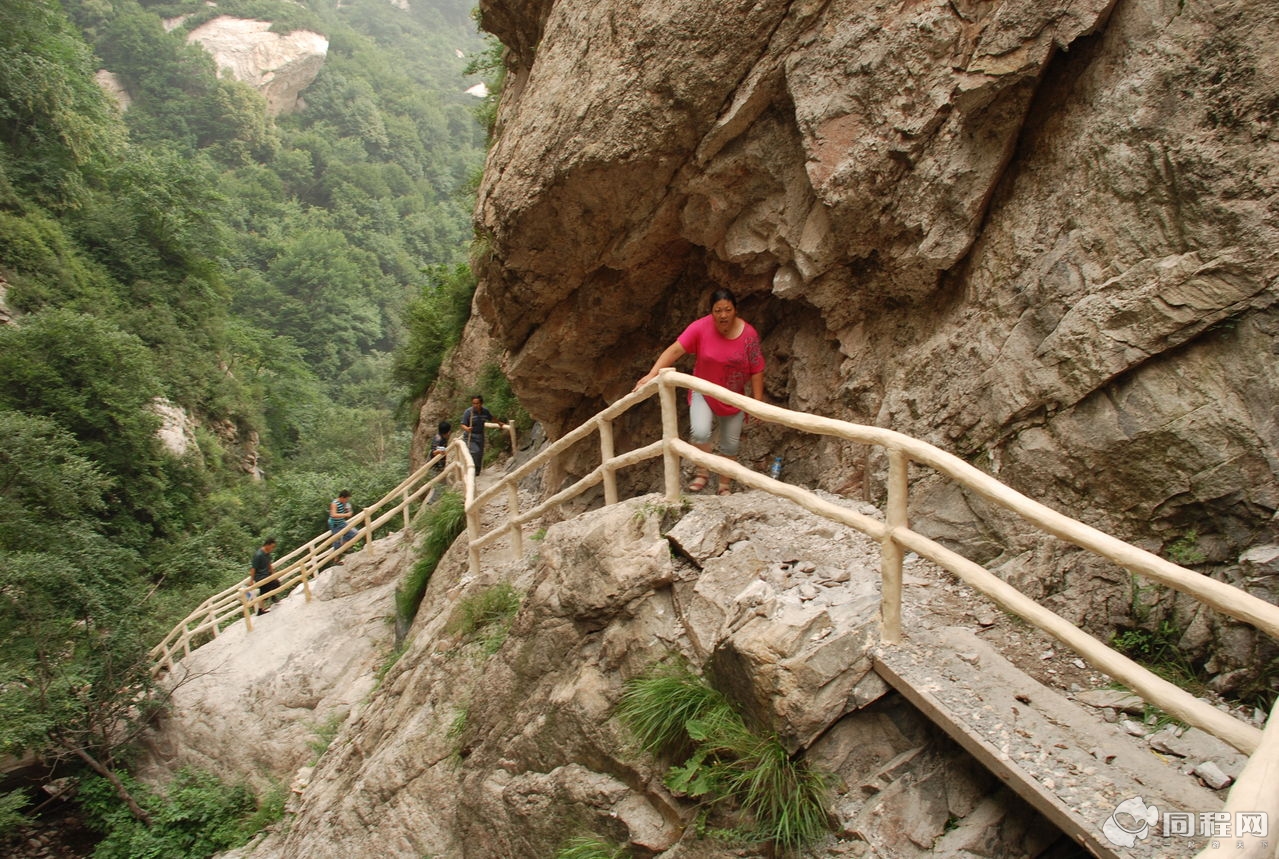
[450,582,521,655]
[554,834,630,858]
[395,488,466,637]
[617,662,830,853]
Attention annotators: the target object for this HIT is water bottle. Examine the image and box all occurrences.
[769,455,783,480]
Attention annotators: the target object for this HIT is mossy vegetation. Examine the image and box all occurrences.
[1164,529,1207,566]
[1110,620,1207,701]
[306,711,345,764]
[395,488,467,640]
[446,706,469,765]
[450,583,522,655]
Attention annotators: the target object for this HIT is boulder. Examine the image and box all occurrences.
[418,0,1279,650]
[185,16,328,115]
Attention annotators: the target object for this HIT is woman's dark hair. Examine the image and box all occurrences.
[709,288,738,308]
[438,420,451,434]
[338,490,351,498]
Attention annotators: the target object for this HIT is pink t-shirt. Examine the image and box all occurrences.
[677,314,765,416]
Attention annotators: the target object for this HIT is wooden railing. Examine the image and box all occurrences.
[455,368,1277,851]
[148,451,462,675]
[149,418,518,675]
[155,371,1277,850]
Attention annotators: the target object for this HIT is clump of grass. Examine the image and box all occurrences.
[306,711,345,764]
[718,735,830,849]
[555,835,629,858]
[1111,621,1204,692]
[617,662,830,853]
[616,662,729,755]
[450,582,521,654]
[396,488,466,638]
[1166,529,1207,565]
[374,642,408,689]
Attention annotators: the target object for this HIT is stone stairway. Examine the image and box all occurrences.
[873,626,1240,859]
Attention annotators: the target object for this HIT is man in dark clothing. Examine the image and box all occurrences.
[427,420,451,502]
[431,420,451,474]
[460,395,504,476]
[251,538,278,615]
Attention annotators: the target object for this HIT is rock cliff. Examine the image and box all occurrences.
[157,492,1244,857]
[418,0,1279,680]
[185,16,327,116]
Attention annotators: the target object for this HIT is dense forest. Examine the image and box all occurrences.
[0,0,495,849]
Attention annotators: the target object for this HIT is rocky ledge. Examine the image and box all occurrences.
[141,487,1252,857]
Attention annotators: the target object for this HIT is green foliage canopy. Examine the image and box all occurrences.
[0,0,496,841]
[0,0,124,207]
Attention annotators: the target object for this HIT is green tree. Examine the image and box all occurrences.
[392,262,475,406]
[258,228,388,378]
[0,0,124,208]
[0,309,191,547]
[0,409,111,549]
[0,409,157,825]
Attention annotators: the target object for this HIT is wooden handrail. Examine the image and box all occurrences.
[463,367,1277,835]
[148,451,458,675]
[153,369,1278,832]
[454,369,1275,758]
[1194,698,1279,858]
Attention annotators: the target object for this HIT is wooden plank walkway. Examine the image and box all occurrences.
[873,626,1234,858]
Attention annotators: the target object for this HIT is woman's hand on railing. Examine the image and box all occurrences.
[633,370,658,392]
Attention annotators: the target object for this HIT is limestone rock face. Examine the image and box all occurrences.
[448,0,1279,619]
[150,397,197,458]
[207,493,1081,858]
[137,534,413,788]
[93,69,131,111]
[185,16,328,115]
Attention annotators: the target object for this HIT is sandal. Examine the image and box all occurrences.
[688,472,710,492]
[717,481,732,496]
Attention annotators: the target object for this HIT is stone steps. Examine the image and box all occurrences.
[873,626,1232,858]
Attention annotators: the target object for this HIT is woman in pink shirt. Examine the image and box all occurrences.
[635,289,765,494]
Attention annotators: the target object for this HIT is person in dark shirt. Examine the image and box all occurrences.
[251,538,278,615]
[431,421,451,473]
[460,395,505,476]
[327,490,356,564]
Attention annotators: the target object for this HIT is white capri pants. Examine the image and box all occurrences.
[689,392,745,456]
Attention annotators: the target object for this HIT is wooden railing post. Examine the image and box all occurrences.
[298,561,313,601]
[462,456,481,577]
[658,369,681,502]
[354,510,369,554]
[1194,699,1279,858]
[600,419,618,506]
[881,448,908,644]
[506,482,523,560]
